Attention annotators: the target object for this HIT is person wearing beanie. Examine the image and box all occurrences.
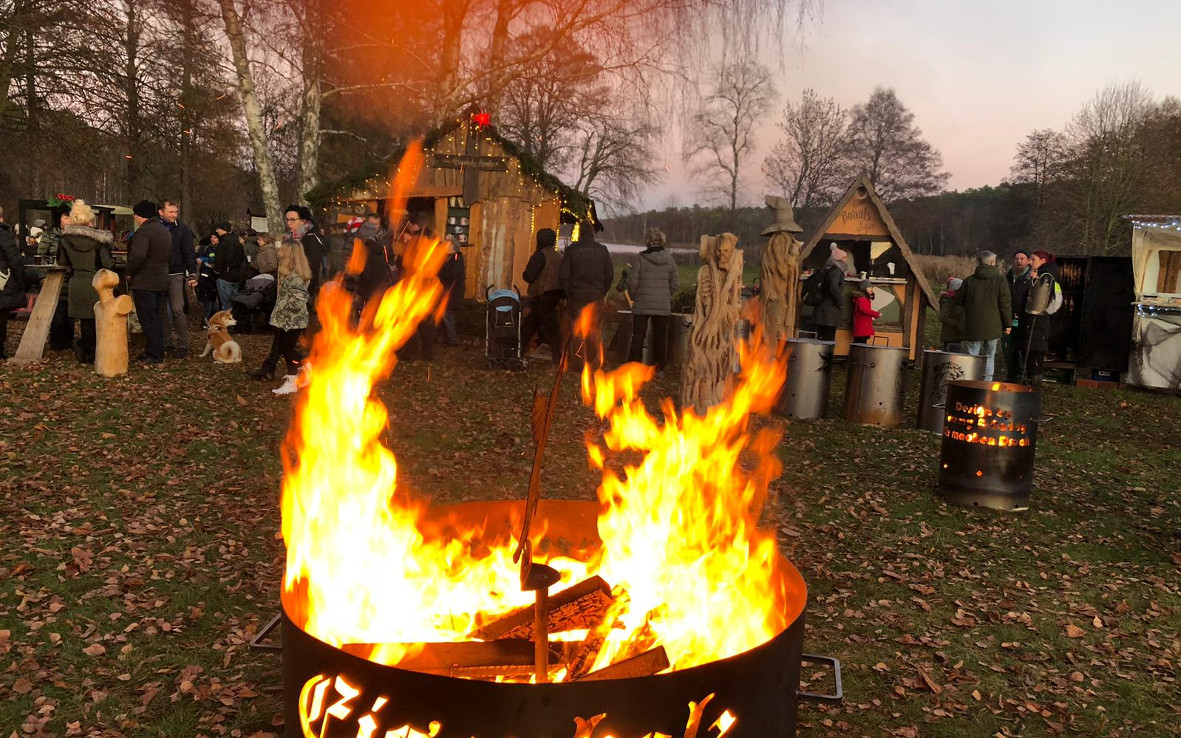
[126,200,172,364]
[213,221,245,311]
[625,227,679,369]
[851,279,881,344]
[940,276,966,352]
[520,228,563,363]
[813,242,852,341]
[1003,249,1033,379]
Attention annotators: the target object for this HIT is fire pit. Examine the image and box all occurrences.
[274,166,837,737]
[282,500,822,738]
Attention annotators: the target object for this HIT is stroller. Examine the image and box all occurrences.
[230,273,277,333]
[485,286,524,369]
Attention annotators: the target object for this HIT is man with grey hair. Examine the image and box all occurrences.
[953,250,1011,380]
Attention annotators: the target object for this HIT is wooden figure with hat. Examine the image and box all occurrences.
[759,195,805,347]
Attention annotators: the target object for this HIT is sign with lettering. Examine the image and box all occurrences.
[833,201,888,237]
[432,154,509,172]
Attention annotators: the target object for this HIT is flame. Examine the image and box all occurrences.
[281,147,795,681]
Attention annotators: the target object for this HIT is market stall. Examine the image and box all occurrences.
[795,175,937,361]
[311,111,598,300]
[1124,215,1181,390]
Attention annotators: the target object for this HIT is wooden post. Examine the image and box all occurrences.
[11,266,67,365]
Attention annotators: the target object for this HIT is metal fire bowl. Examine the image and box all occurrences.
[281,499,810,738]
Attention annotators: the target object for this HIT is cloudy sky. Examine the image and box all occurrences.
[646,0,1181,209]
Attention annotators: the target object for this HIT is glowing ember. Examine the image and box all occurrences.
[280,148,796,682]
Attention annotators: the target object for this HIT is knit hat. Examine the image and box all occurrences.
[215,221,231,233]
[859,279,872,292]
[33,218,45,228]
[536,228,556,249]
[829,242,847,262]
[947,277,963,291]
[132,200,157,219]
[345,216,364,232]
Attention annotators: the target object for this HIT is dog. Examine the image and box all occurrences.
[199,310,242,363]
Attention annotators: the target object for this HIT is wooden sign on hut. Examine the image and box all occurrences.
[796,175,937,361]
[310,110,597,300]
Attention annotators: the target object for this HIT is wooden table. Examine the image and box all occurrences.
[10,266,68,365]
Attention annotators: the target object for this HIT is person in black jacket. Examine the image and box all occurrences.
[520,228,563,362]
[1003,249,1033,382]
[0,207,27,360]
[438,239,466,345]
[213,222,244,312]
[558,222,613,364]
[813,243,850,342]
[127,201,173,364]
[158,199,197,357]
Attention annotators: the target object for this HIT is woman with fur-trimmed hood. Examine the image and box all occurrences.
[58,199,114,363]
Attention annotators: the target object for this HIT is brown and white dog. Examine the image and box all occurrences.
[199,310,242,363]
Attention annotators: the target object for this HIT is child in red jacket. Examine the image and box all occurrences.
[852,279,881,344]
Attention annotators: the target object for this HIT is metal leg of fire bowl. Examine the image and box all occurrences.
[797,654,843,702]
[249,612,283,653]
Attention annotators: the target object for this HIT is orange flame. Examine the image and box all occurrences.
[281,169,796,679]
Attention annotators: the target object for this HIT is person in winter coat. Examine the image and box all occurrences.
[213,222,245,311]
[196,235,220,322]
[1003,249,1033,381]
[625,228,679,368]
[126,200,173,364]
[285,205,324,309]
[851,279,881,344]
[42,207,74,351]
[438,240,466,345]
[559,222,614,363]
[813,243,850,342]
[158,199,197,358]
[269,238,311,396]
[939,277,966,352]
[1014,250,1060,386]
[520,228,563,362]
[254,234,278,275]
[58,200,114,363]
[953,250,1011,381]
[0,207,27,360]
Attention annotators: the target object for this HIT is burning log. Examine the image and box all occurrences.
[341,640,567,679]
[576,646,671,681]
[471,575,614,641]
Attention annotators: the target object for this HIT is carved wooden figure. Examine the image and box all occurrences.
[681,233,744,413]
[759,195,805,347]
[93,269,134,377]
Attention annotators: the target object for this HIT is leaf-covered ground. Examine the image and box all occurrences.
[1,315,1178,738]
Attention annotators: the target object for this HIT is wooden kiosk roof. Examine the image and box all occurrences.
[800,174,938,308]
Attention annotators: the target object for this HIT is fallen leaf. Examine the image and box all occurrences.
[1092,615,1104,629]
[1065,623,1085,638]
[83,643,106,656]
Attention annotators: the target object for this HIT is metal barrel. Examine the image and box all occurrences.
[775,339,836,419]
[843,344,909,426]
[917,351,987,433]
[938,380,1041,511]
[641,313,692,368]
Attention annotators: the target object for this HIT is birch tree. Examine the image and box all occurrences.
[762,88,849,208]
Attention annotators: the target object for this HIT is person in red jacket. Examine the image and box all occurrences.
[852,279,881,344]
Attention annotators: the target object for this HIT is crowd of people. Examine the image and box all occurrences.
[0,200,471,395]
[938,248,1062,386]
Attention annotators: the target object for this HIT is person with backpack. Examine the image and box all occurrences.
[809,243,850,342]
[1014,250,1062,386]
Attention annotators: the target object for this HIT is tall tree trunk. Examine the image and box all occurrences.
[180,0,195,219]
[217,0,283,235]
[24,19,39,194]
[125,1,141,196]
[295,5,323,206]
[487,0,513,114]
[438,0,469,115]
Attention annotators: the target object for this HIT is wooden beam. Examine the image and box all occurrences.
[576,646,670,681]
[11,268,67,364]
[471,576,614,641]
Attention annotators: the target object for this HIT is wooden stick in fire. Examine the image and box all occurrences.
[514,339,572,683]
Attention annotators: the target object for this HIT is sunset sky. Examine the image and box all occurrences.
[648,0,1181,209]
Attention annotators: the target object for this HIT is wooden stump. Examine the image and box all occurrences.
[680,234,743,413]
[761,231,802,347]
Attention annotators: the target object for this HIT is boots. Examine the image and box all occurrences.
[249,361,277,380]
[272,374,299,396]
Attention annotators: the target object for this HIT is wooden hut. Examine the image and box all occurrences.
[796,175,938,361]
[312,111,597,301]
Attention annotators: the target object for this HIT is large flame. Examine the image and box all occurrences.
[281,197,793,678]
